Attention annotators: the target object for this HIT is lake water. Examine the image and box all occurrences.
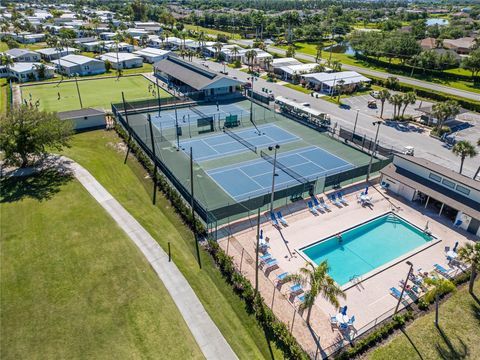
[323,43,356,56]
[426,18,449,26]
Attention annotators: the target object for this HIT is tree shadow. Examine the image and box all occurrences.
[470,302,480,326]
[0,168,73,203]
[470,291,480,306]
[435,326,469,360]
[400,328,424,360]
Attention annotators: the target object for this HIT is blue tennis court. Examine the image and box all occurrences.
[207,146,354,201]
[150,103,248,130]
[179,124,299,161]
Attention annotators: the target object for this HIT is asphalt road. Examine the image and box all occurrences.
[265,46,480,102]
[195,58,479,178]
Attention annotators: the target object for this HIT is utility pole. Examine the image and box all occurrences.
[269,144,280,214]
[366,121,382,182]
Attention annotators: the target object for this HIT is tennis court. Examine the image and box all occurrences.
[150,103,248,130]
[179,124,299,161]
[207,146,354,201]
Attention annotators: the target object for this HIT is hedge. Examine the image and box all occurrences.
[206,240,309,360]
[368,75,480,113]
[114,123,308,359]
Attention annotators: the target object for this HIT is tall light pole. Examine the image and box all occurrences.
[352,109,360,140]
[269,144,280,214]
[248,76,257,125]
[395,261,413,314]
[366,120,382,182]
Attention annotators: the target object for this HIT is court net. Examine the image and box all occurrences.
[224,127,258,154]
[260,150,309,184]
[190,105,208,118]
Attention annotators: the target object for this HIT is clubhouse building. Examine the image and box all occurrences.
[154,55,244,99]
[381,154,480,236]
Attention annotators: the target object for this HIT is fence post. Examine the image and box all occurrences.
[168,242,171,262]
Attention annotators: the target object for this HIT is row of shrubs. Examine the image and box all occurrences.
[206,240,309,360]
[335,270,472,359]
[369,76,480,113]
[114,122,308,359]
[114,123,207,236]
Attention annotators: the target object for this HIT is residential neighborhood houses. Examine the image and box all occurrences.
[0,2,479,360]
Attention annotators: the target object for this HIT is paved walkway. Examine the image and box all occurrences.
[65,158,238,360]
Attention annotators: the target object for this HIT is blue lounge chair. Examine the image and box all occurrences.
[318,197,330,210]
[341,305,348,315]
[276,272,289,284]
[260,253,272,263]
[264,258,278,269]
[330,314,338,327]
[454,220,462,227]
[337,192,348,205]
[290,284,303,295]
[390,287,406,299]
[348,315,356,327]
[307,201,319,215]
[277,211,288,226]
[297,294,306,304]
[330,194,341,206]
[312,197,323,212]
[270,212,279,227]
[434,264,454,278]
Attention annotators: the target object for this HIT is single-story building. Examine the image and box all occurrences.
[0,62,55,82]
[443,37,476,55]
[238,48,273,69]
[133,47,170,64]
[99,32,116,41]
[134,21,162,33]
[126,28,149,38]
[302,71,371,94]
[4,48,41,62]
[99,52,143,69]
[380,154,480,236]
[13,33,45,44]
[82,41,112,53]
[415,105,467,126]
[103,42,134,53]
[272,57,302,74]
[154,55,244,98]
[36,47,76,61]
[277,63,329,81]
[419,37,438,50]
[58,108,106,131]
[56,54,106,76]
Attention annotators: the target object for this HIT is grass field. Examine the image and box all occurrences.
[0,174,203,359]
[0,78,8,114]
[21,75,170,112]
[61,130,285,359]
[368,281,480,359]
[184,24,242,40]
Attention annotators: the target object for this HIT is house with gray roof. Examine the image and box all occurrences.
[154,55,244,98]
[0,62,55,82]
[56,54,105,76]
[5,48,41,62]
[99,52,143,69]
[37,47,76,61]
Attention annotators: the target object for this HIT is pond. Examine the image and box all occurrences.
[426,18,449,26]
[323,43,356,56]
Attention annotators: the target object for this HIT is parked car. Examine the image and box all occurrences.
[370,91,380,98]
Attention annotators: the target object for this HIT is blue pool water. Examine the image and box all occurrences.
[301,213,433,286]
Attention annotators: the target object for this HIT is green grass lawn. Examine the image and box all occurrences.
[0,173,203,359]
[184,24,242,39]
[61,130,285,359]
[283,83,311,94]
[0,78,8,114]
[21,75,169,112]
[368,281,480,359]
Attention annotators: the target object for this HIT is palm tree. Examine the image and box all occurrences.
[385,76,399,90]
[33,63,47,80]
[388,93,404,119]
[336,79,345,103]
[1,54,14,71]
[452,140,478,174]
[474,139,480,180]
[286,44,296,58]
[313,63,325,73]
[331,60,342,72]
[231,46,240,63]
[285,261,345,324]
[378,89,390,119]
[245,49,258,71]
[401,92,417,118]
[315,43,323,63]
[431,100,460,130]
[458,242,480,295]
[264,56,273,74]
[213,42,223,60]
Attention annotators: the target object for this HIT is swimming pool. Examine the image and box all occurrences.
[300,213,435,286]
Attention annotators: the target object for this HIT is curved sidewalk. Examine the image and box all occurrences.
[67,158,237,360]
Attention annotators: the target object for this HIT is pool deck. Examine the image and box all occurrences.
[218,182,477,356]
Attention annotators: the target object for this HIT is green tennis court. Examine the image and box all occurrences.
[20,76,172,112]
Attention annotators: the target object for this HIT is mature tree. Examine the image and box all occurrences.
[462,48,480,83]
[286,44,296,58]
[401,92,417,118]
[213,42,223,60]
[452,140,478,174]
[264,56,273,74]
[458,242,480,295]
[474,139,480,180]
[377,89,390,119]
[431,100,460,130]
[385,76,399,90]
[0,54,14,71]
[335,79,345,103]
[245,49,257,71]
[0,106,73,167]
[285,261,345,324]
[315,43,323,63]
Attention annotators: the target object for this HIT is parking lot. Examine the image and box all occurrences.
[342,93,432,120]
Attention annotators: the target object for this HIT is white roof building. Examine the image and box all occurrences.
[99,52,143,69]
[303,71,370,87]
[133,47,170,64]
